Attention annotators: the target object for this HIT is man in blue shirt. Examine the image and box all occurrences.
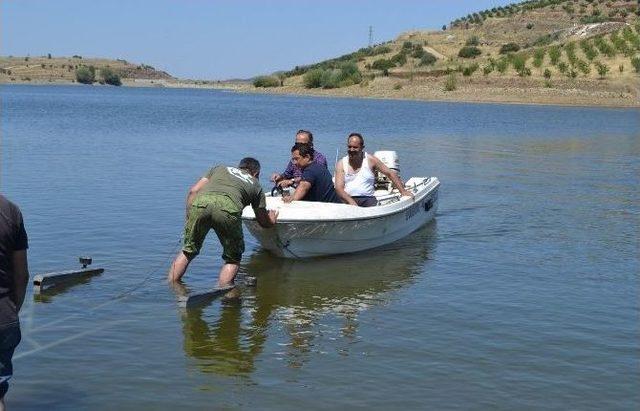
[283,143,340,204]
[270,130,328,189]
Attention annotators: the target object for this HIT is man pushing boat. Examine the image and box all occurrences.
[168,158,278,286]
[335,133,413,207]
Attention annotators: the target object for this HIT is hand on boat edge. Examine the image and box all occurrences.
[400,188,415,201]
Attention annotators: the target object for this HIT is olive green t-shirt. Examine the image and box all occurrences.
[200,166,266,212]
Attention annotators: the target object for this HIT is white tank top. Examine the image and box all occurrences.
[342,153,375,196]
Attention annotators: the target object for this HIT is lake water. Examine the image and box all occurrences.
[1,85,638,410]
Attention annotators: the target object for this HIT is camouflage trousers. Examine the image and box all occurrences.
[182,193,244,263]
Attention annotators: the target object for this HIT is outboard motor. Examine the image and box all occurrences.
[373,150,399,191]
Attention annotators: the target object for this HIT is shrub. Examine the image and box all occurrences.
[564,42,578,66]
[462,63,479,76]
[534,34,556,47]
[100,67,122,86]
[511,54,527,72]
[253,75,280,87]
[444,73,457,91]
[594,36,616,57]
[576,59,591,75]
[465,36,480,46]
[582,41,599,60]
[631,56,640,73]
[303,62,361,89]
[567,68,578,79]
[526,22,534,29]
[499,43,520,54]
[483,64,494,75]
[533,48,545,67]
[372,58,395,71]
[303,69,324,88]
[496,58,508,74]
[319,70,341,89]
[336,61,362,86]
[580,15,609,24]
[411,47,426,59]
[75,66,95,84]
[391,52,407,66]
[458,46,482,58]
[549,46,561,65]
[543,68,552,79]
[558,62,568,74]
[596,62,609,78]
[611,32,632,56]
[418,52,437,66]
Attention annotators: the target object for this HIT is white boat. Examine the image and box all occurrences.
[242,154,440,258]
[242,176,439,258]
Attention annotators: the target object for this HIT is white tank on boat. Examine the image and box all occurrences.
[373,150,399,171]
[373,150,399,191]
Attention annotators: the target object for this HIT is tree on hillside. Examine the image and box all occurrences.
[499,43,520,54]
[419,52,437,66]
[253,76,280,87]
[75,66,95,84]
[458,46,481,58]
[596,62,610,79]
[100,67,122,86]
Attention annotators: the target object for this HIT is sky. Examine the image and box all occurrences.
[2,0,517,80]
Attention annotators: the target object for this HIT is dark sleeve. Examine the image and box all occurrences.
[301,166,317,186]
[13,207,28,251]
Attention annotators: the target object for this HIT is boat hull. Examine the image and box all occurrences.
[243,177,439,258]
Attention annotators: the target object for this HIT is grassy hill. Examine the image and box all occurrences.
[250,0,640,107]
[0,55,173,85]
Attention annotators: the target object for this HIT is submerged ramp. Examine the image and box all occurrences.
[177,285,236,309]
[33,268,104,293]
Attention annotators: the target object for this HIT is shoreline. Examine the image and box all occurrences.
[226,84,640,110]
[2,78,638,109]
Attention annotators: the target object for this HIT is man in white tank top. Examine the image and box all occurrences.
[334,133,413,207]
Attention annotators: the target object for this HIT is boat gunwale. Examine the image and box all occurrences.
[242,179,440,224]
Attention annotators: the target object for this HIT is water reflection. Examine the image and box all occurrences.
[179,292,266,378]
[32,274,101,303]
[179,222,438,376]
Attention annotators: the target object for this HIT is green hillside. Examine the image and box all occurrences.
[255,0,640,92]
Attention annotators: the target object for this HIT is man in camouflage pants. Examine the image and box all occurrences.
[168,158,277,286]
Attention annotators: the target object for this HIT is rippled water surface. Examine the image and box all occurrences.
[1,85,639,410]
